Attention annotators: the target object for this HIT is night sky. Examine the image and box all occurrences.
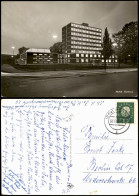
[2,1,137,55]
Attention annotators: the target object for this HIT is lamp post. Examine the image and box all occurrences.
[52,35,58,63]
[112,43,117,68]
[11,46,15,57]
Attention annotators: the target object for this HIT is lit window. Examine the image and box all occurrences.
[94,55,97,58]
[115,60,117,62]
[81,54,84,57]
[81,59,84,62]
[90,54,92,57]
[39,54,42,55]
[86,54,88,57]
[76,54,79,57]
[33,54,37,55]
[109,60,111,62]
[86,59,88,62]
[68,54,70,57]
[98,55,100,58]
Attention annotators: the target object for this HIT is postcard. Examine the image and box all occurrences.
[1,99,138,195]
[1,1,138,97]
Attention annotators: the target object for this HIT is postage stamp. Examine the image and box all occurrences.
[104,108,130,134]
[117,102,134,123]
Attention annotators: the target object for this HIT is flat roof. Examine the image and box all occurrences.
[26,48,50,53]
[63,22,102,31]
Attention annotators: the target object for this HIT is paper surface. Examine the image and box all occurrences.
[1,99,138,195]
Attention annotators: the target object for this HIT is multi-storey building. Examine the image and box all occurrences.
[62,22,102,64]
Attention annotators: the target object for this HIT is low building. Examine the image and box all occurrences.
[16,48,55,65]
[26,48,53,64]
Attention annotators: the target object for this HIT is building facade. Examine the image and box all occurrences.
[62,22,102,64]
[26,48,53,64]
[16,49,59,65]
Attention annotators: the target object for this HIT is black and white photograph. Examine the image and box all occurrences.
[1,1,138,97]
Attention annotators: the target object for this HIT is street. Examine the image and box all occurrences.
[1,68,138,97]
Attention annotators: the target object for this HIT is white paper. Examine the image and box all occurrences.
[1,99,138,195]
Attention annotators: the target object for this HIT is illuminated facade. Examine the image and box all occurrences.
[17,48,57,65]
[26,49,53,64]
[62,22,102,64]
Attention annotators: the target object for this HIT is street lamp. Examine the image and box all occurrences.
[11,46,15,56]
[112,43,117,68]
[52,35,57,39]
[52,35,57,42]
[52,35,58,63]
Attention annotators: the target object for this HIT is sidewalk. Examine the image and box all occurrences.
[1,68,138,79]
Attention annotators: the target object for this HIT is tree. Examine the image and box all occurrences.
[112,32,124,67]
[18,46,29,55]
[49,42,62,54]
[123,21,137,66]
[102,28,113,70]
[113,21,138,66]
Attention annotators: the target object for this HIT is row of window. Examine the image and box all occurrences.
[33,53,50,55]
[70,32,101,39]
[71,36,101,43]
[71,28,101,36]
[32,59,51,63]
[77,59,88,62]
[59,53,117,59]
[58,54,117,58]
[66,54,100,58]
[75,54,100,58]
[71,23,101,32]
[71,45,101,50]
[70,50,101,54]
[32,61,51,63]
[33,57,51,60]
[58,59,117,63]
[76,59,117,63]
[58,54,99,58]
[102,59,117,62]
[71,41,101,47]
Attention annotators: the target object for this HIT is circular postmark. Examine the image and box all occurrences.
[104,108,130,134]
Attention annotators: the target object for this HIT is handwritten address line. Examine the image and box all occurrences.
[75,153,133,155]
